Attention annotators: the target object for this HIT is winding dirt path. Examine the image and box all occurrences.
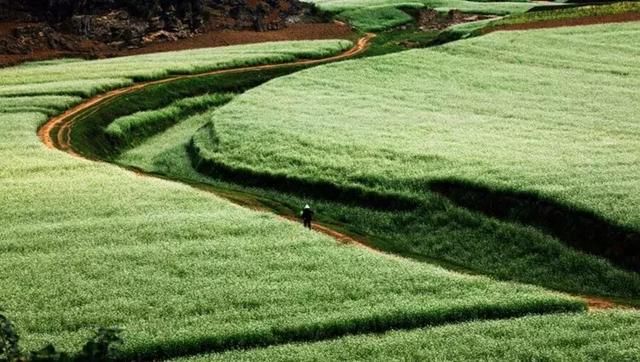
[37,34,385,255]
[36,31,633,312]
[38,34,374,152]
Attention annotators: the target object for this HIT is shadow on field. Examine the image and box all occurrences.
[189,122,640,275]
[116,300,581,361]
[429,179,640,274]
[189,123,419,211]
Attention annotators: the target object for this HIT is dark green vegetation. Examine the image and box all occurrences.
[70,67,306,158]
[184,22,640,302]
[175,311,640,361]
[1,39,587,360]
[1,312,122,362]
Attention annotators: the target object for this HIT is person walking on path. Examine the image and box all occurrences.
[301,204,314,230]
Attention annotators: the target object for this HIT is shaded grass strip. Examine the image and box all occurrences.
[116,298,584,361]
[189,123,420,211]
[430,179,640,274]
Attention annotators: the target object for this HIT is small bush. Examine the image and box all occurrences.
[0,311,122,362]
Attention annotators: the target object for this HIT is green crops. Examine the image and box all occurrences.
[189,22,640,297]
[174,311,640,361]
[0,40,354,89]
[0,39,583,360]
[106,93,235,144]
[198,22,640,233]
[308,0,542,31]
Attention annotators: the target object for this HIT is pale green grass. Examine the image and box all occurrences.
[0,95,82,115]
[0,40,581,358]
[174,310,640,361]
[199,22,640,231]
[309,0,538,30]
[489,1,640,28]
[0,78,134,97]
[117,107,221,174]
[0,40,353,87]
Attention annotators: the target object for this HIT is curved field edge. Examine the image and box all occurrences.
[0,39,354,91]
[88,74,639,302]
[1,41,582,359]
[187,22,640,299]
[62,50,640,300]
[172,310,640,361]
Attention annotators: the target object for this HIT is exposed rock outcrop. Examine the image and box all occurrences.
[0,0,310,55]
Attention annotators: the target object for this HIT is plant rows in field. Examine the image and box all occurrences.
[0,40,353,89]
[172,311,640,361]
[118,93,640,301]
[188,22,640,296]
[106,93,235,146]
[0,38,584,360]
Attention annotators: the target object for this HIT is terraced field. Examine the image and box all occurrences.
[175,311,640,361]
[2,6,640,361]
[186,22,640,300]
[308,0,548,31]
[0,37,585,360]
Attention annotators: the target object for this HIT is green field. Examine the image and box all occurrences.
[308,0,544,31]
[310,0,537,14]
[2,6,640,360]
[0,39,586,360]
[0,40,353,89]
[197,21,640,234]
[175,311,640,361]
[190,22,640,298]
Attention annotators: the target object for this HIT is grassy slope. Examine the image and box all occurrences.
[190,22,640,298]
[121,98,640,301]
[0,40,354,88]
[438,2,640,40]
[105,93,235,145]
[0,41,582,358]
[308,0,540,31]
[200,22,640,233]
[174,311,640,361]
[311,0,537,14]
[486,1,640,29]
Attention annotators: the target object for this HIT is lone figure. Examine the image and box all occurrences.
[301,204,314,230]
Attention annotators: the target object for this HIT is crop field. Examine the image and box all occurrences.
[0,111,582,357]
[189,22,640,298]
[311,0,538,14]
[197,22,640,235]
[175,310,640,361]
[2,5,640,361]
[106,93,235,146]
[0,38,587,360]
[308,0,547,31]
[0,40,353,89]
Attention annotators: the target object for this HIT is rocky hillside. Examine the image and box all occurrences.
[0,0,309,54]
